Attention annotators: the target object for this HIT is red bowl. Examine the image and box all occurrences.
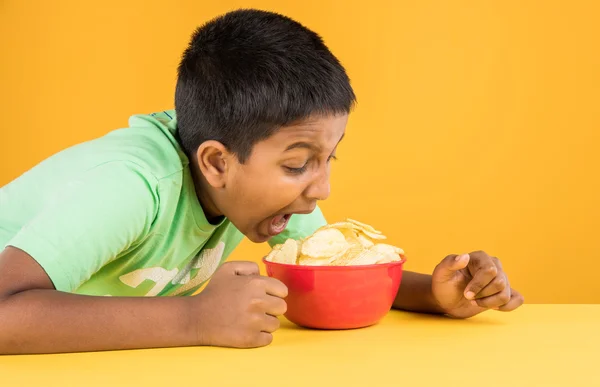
[262,256,406,330]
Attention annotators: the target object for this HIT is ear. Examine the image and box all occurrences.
[195,140,233,188]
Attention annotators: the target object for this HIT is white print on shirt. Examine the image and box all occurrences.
[119,242,225,296]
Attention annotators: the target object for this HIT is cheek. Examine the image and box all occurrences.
[233,170,305,212]
[265,179,304,205]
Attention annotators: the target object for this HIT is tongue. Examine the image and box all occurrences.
[272,215,286,227]
[269,214,288,235]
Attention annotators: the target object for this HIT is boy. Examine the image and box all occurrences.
[0,9,523,354]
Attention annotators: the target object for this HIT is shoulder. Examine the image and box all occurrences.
[80,111,188,183]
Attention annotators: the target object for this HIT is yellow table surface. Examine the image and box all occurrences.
[1,305,598,387]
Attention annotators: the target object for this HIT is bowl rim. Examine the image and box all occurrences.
[262,254,407,271]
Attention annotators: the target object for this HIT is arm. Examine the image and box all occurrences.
[0,247,194,354]
[0,162,287,353]
[0,162,197,354]
[0,247,289,354]
[392,271,445,314]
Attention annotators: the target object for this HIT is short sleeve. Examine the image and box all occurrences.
[268,205,327,247]
[6,162,159,292]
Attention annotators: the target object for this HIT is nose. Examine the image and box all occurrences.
[304,166,331,201]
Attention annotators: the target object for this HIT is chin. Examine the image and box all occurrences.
[244,229,271,244]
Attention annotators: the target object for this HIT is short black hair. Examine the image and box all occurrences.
[175,9,356,162]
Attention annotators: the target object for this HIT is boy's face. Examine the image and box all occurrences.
[196,114,348,243]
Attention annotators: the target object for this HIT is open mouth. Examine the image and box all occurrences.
[268,214,292,236]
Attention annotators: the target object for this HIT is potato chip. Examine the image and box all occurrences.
[265,218,404,267]
[265,238,298,264]
[321,220,386,241]
[357,229,387,240]
[282,238,300,260]
[338,228,362,246]
[301,228,349,258]
[347,249,387,266]
[298,255,337,266]
[370,243,404,256]
[338,226,358,239]
[375,254,401,264]
[264,243,282,262]
[319,221,357,232]
[346,218,382,234]
[330,243,365,265]
[356,233,375,248]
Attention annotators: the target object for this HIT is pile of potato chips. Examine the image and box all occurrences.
[265,218,404,266]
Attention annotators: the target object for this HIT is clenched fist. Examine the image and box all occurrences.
[190,261,288,348]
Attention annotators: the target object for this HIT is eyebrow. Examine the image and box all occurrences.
[285,142,321,152]
[284,133,345,153]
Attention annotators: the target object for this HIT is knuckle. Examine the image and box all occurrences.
[248,276,266,289]
[279,284,289,298]
[270,298,287,316]
[241,262,259,272]
[251,313,264,325]
[268,278,289,297]
[270,317,281,331]
[475,299,487,308]
[494,276,507,290]
[499,292,511,304]
[470,283,484,292]
[485,265,498,276]
[249,297,264,310]
[279,299,288,315]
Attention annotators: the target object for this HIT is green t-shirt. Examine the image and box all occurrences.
[0,110,326,297]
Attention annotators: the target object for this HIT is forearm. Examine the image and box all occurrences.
[392,271,445,314]
[0,290,194,354]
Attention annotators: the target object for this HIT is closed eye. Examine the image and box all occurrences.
[284,163,309,175]
[285,155,337,175]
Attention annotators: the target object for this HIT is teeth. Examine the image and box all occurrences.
[275,216,286,227]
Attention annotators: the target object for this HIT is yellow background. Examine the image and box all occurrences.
[1,1,598,303]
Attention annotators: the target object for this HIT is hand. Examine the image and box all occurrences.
[431,251,524,319]
[191,261,288,348]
